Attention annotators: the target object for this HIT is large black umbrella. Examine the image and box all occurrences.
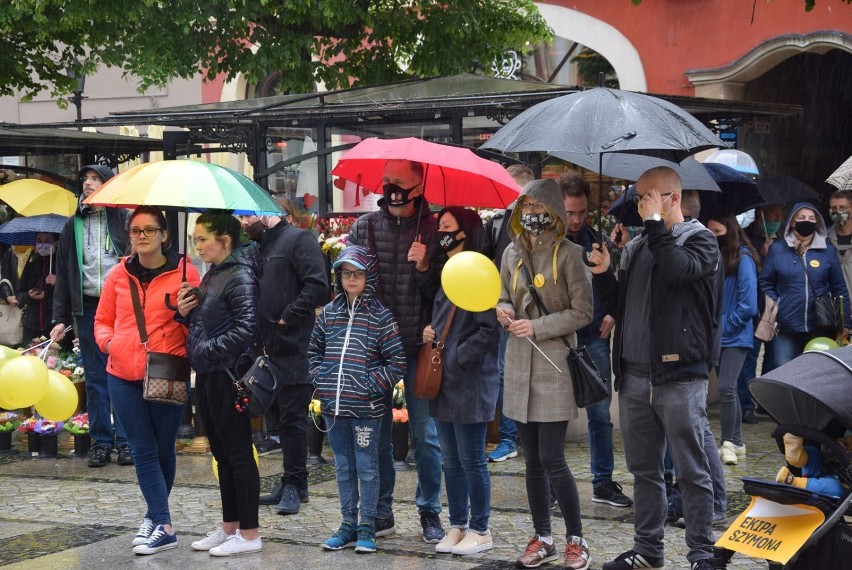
[482,86,725,247]
[697,163,763,223]
[756,176,819,205]
[553,153,720,192]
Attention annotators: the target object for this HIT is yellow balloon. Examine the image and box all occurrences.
[0,345,20,362]
[212,444,260,481]
[0,389,15,410]
[34,370,79,421]
[0,355,49,409]
[441,251,501,312]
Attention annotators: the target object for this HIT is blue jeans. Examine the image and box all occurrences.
[738,336,776,413]
[718,347,748,446]
[401,353,443,514]
[773,332,810,368]
[495,328,517,443]
[376,392,395,519]
[583,337,614,487]
[78,300,126,449]
[435,421,491,533]
[107,374,185,526]
[325,415,381,523]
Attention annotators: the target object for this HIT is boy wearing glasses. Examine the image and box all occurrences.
[308,244,406,554]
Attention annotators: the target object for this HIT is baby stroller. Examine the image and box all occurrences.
[715,346,852,569]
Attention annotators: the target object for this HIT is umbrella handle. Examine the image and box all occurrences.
[164,293,178,311]
[581,249,597,268]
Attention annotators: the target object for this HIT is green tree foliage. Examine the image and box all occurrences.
[1,0,552,101]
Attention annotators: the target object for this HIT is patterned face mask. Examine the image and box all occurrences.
[830,210,850,226]
[520,213,553,236]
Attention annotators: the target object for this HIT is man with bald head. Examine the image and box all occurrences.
[589,167,721,570]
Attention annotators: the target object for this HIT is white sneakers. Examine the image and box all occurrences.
[435,527,493,555]
[720,441,746,465]
[191,527,230,551]
[209,530,262,557]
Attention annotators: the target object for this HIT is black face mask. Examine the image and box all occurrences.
[243,218,265,241]
[794,220,817,237]
[382,183,418,207]
[716,234,727,251]
[436,230,465,252]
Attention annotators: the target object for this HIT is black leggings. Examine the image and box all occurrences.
[196,369,260,529]
[516,420,583,538]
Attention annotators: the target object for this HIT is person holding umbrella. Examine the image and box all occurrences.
[16,232,60,343]
[347,159,445,543]
[589,166,721,570]
[496,178,594,569]
[50,165,132,469]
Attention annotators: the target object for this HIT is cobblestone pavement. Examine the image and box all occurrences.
[0,407,783,569]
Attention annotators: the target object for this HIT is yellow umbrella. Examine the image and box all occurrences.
[0,179,78,217]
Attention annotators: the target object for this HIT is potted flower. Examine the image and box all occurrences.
[33,418,63,458]
[306,399,326,465]
[0,411,21,453]
[64,413,90,457]
[17,415,40,454]
[392,406,410,469]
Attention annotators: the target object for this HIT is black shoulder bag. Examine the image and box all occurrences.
[519,262,610,408]
[128,278,191,405]
[224,350,282,419]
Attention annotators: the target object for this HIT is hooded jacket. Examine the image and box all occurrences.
[182,243,261,373]
[254,219,329,385]
[94,251,200,381]
[759,202,851,334]
[348,196,438,355]
[496,179,593,422]
[308,245,406,420]
[595,215,723,389]
[52,168,129,324]
[17,249,57,333]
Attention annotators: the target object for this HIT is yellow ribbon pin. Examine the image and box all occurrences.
[534,273,546,288]
[810,260,820,268]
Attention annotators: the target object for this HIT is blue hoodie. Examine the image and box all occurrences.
[308,245,406,419]
[759,202,851,334]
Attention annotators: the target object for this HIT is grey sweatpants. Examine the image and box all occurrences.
[620,371,715,564]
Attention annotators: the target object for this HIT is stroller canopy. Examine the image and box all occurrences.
[750,346,852,433]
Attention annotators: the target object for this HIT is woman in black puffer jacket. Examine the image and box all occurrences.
[176,210,263,557]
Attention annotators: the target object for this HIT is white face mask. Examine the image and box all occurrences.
[36,243,55,256]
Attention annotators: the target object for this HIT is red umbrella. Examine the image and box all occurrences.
[331,137,520,208]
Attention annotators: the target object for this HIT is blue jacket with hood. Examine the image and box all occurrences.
[759,202,851,334]
[308,245,406,419]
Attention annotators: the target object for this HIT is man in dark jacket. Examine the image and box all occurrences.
[348,159,445,543]
[591,167,720,570]
[50,165,131,468]
[241,209,328,515]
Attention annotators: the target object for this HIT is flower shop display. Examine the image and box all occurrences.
[17,415,40,454]
[33,418,64,458]
[0,411,20,453]
[392,406,410,469]
[306,398,327,465]
[65,413,91,457]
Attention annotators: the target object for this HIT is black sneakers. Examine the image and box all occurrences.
[420,511,444,543]
[117,444,134,466]
[88,445,111,468]
[592,480,633,507]
[602,550,664,570]
[375,515,396,537]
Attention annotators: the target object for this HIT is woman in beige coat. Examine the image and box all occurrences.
[496,178,594,570]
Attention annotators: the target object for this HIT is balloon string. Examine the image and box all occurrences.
[18,326,74,361]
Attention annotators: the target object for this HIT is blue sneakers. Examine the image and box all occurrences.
[322,521,357,550]
[132,524,177,555]
[354,523,376,553]
[488,440,518,462]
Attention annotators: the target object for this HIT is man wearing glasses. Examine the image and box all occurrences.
[589,166,722,570]
[51,164,131,468]
[557,171,632,510]
[239,208,328,516]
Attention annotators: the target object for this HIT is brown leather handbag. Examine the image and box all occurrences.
[413,305,456,400]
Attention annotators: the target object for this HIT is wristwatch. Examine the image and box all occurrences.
[644,213,662,222]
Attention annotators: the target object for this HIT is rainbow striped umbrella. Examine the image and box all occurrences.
[83,160,281,215]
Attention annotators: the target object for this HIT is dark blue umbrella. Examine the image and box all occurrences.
[698,163,763,223]
[0,214,67,245]
[756,177,819,205]
[608,185,643,227]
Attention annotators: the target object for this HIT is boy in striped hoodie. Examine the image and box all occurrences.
[308,245,406,553]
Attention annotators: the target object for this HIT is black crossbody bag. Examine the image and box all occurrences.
[519,262,609,408]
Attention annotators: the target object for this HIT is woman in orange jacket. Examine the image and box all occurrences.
[94,205,201,556]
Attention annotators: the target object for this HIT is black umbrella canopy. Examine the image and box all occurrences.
[482,87,724,160]
[756,176,819,205]
[749,346,852,433]
[553,153,720,191]
[698,162,763,223]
